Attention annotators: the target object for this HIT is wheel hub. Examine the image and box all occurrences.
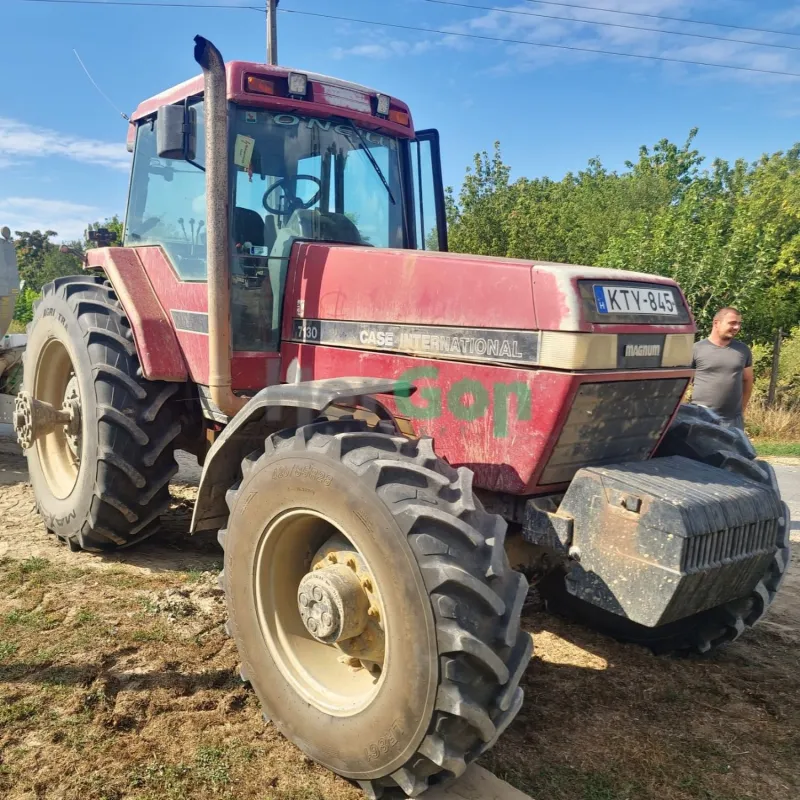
[63,376,82,460]
[254,513,387,716]
[298,565,369,643]
[14,390,73,451]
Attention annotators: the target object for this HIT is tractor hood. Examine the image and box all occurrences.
[284,244,696,372]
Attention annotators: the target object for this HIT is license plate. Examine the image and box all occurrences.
[593,284,678,316]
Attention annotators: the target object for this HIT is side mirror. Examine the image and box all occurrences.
[156,104,196,161]
[85,228,118,247]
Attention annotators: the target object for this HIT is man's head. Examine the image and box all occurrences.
[712,307,742,343]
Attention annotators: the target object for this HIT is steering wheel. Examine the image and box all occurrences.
[262,175,322,216]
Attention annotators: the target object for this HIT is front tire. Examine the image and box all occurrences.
[538,403,791,654]
[23,276,182,552]
[219,419,532,797]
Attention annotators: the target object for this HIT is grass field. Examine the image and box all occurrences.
[753,441,800,457]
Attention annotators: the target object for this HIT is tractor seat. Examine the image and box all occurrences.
[233,207,276,253]
[270,210,362,262]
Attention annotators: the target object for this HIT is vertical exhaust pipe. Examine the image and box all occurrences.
[193,36,246,417]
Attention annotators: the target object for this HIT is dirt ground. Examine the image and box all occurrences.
[1,441,798,800]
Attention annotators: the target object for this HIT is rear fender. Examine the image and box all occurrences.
[190,377,412,532]
[86,247,188,382]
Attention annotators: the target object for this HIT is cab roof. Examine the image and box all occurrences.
[130,61,414,139]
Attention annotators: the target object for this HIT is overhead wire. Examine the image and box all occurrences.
[278,7,800,79]
[15,0,800,79]
[522,0,800,40]
[423,0,800,54]
[20,0,261,9]
[20,0,800,41]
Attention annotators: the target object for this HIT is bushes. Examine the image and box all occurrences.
[746,327,800,441]
[752,327,800,406]
[12,286,39,325]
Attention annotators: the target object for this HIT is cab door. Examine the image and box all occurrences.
[410,129,448,252]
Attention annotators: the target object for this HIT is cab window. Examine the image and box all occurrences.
[125,102,207,280]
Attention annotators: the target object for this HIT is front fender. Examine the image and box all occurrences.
[86,247,188,382]
[190,377,411,532]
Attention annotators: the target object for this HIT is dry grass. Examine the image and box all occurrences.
[0,554,358,800]
[1,448,799,800]
[485,586,800,800]
[746,398,800,442]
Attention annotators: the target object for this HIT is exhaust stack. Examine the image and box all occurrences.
[193,36,246,418]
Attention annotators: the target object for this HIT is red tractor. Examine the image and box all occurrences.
[14,36,790,798]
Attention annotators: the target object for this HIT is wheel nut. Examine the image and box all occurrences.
[367,607,380,620]
[327,553,337,563]
[346,558,357,570]
[312,586,323,602]
[307,618,318,633]
[299,593,310,608]
[361,578,373,592]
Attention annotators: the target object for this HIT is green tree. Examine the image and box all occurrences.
[446,130,800,346]
[446,142,518,257]
[11,215,121,321]
[13,229,59,290]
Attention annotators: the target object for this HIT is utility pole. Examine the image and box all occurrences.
[267,0,278,65]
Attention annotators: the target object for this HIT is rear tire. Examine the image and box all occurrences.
[219,419,532,797]
[22,275,182,552]
[538,403,791,654]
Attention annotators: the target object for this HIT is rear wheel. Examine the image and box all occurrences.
[21,275,181,552]
[538,403,791,654]
[219,419,532,797]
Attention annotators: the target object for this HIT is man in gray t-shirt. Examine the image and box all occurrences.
[691,306,754,431]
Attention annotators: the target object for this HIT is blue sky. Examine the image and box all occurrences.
[3,0,800,240]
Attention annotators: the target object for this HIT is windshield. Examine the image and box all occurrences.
[231,107,404,248]
[229,106,405,351]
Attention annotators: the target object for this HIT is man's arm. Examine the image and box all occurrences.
[742,366,754,413]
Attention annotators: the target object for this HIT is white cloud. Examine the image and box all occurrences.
[331,0,800,85]
[456,1,800,83]
[332,39,435,60]
[0,118,130,172]
[0,197,105,242]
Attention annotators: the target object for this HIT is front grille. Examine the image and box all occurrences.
[539,379,686,485]
[682,520,777,573]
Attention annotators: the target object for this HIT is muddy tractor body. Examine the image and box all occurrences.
[14,37,790,798]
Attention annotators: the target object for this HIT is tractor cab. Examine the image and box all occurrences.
[123,61,446,353]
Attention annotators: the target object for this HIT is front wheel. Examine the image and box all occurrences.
[218,419,532,797]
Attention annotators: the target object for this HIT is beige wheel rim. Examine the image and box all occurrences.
[33,338,82,499]
[253,508,387,716]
